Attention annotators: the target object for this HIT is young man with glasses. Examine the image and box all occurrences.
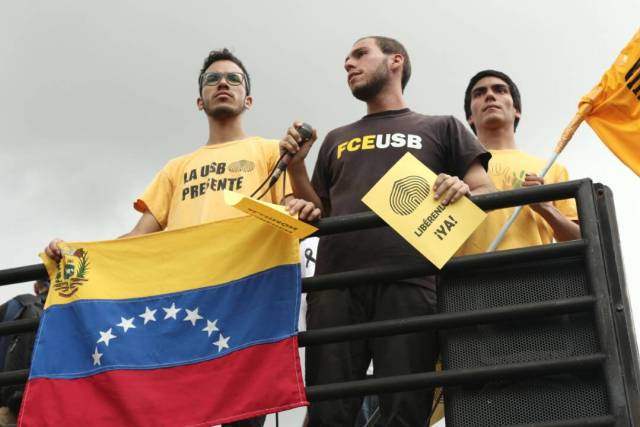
[129,48,320,235]
[47,49,318,243]
[45,49,319,427]
[280,36,494,426]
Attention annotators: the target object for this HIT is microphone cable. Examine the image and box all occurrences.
[249,151,287,199]
[249,123,313,200]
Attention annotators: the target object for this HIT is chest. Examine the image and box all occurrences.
[324,128,448,188]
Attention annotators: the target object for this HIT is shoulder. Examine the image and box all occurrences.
[154,149,206,183]
[409,114,475,141]
[243,137,280,159]
[323,120,363,141]
[408,113,463,128]
[245,136,278,145]
[238,136,279,149]
[252,136,279,148]
[548,160,571,182]
[163,150,200,172]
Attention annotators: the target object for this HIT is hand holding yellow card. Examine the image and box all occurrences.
[362,153,486,268]
[224,190,318,239]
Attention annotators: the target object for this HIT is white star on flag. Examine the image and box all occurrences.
[139,306,157,324]
[162,302,182,320]
[116,317,136,333]
[214,333,230,352]
[92,347,103,366]
[97,328,117,347]
[184,308,203,326]
[202,319,219,337]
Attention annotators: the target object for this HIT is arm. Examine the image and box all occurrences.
[119,211,162,238]
[45,211,162,262]
[433,160,496,205]
[287,164,327,215]
[280,122,328,216]
[523,173,581,241]
[463,160,496,196]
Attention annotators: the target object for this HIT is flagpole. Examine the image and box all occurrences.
[485,102,594,252]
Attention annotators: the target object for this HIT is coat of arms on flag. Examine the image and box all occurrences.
[54,248,90,298]
[21,216,307,427]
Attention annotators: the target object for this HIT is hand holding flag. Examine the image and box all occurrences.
[488,28,640,252]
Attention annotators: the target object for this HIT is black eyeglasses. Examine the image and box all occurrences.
[201,72,245,87]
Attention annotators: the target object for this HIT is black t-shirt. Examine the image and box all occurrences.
[311,108,490,288]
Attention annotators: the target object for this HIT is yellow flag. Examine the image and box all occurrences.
[579,29,640,175]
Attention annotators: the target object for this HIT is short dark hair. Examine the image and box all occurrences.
[361,36,411,91]
[464,69,521,134]
[198,48,251,96]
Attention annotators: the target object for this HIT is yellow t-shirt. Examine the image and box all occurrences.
[459,149,578,254]
[134,137,292,230]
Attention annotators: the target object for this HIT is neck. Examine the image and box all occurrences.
[365,85,407,115]
[476,126,517,150]
[206,115,247,145]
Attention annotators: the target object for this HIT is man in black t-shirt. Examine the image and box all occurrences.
[281,36,494,426]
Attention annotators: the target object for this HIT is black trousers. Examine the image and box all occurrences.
[305,282,439,427]
[223,415,266,427]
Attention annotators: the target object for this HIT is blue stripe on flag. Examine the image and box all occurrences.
[30,264,300,379]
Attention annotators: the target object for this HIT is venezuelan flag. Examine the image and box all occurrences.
[20,216,307,427]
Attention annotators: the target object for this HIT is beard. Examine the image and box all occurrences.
[203,97,244,120]
[351,61,389,101]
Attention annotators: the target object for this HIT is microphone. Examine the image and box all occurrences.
[268,122,313,186]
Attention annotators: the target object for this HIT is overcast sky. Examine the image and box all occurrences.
[1,1,639,425]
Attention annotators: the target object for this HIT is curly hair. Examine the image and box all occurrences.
[198,48,251,96]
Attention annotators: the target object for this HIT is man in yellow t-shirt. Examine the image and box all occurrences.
[46,48,319,427]
[460,70,580,253]
[131,48,320,233]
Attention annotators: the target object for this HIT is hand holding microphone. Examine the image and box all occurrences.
[279,122,317,168]
[252,122,318,201]
[270,122,315,186]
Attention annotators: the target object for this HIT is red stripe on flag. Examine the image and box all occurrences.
[19,338,307,427]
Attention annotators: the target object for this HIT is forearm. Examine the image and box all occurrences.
[463,161,497,197]
[287,164,325,215]
[469,180,496,196]
[535,205,581,241]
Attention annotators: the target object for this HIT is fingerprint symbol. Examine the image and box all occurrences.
[389,176,430,216]
[228,160,255,173]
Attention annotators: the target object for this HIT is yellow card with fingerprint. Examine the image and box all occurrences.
[361,152,486,268]
[224,190,318,239]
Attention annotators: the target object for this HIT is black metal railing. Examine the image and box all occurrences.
[0,179,637,427]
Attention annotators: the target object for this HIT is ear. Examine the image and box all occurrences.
[389,53,403,71]
[244,95,253,110]
[515,109,521,120]
[196,97,204,111]
[467,115,475,127]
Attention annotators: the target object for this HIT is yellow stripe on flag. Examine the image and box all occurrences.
[579,29,640,175]
[40,216,299,308]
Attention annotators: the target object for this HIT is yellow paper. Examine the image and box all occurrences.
[362,153,487,269]
[224,190,318,239]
